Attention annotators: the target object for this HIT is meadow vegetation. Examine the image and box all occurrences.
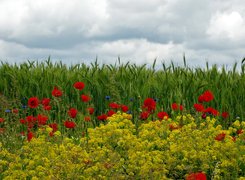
[0,58,244,179]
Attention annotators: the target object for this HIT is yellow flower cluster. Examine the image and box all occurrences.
[0,113,244,179]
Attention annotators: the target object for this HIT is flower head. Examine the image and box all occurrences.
[5,109,11,113]
[64,120,76,129]
[12,109,19,114]
[84,116,91,122]
[41,98,50,106]
[19,118,26,124]
[87,107,94,115]
[37,114,48,126]
[186,172,207,180]
[143,98,156,112]
[107,110,116,117]
[68,108,78,118]
[194,104,204,112]
[27,131,34,142]
[157,111,169,120]
[73,82,85,90]
[221,112,229,119]
[121,105,129,112]
[109,102,120,109]
[0,118,4,123]
[52,86,63,97]
[81,94,91,102]
[198,90,214,103]
[172,103,178,110]
[97,114,107,121]
[204,107,219,116]
[49,123,58,132]
[44,105,52,111]
[28,97,39,109]
[140,111,150,120]
[105,96,111,100]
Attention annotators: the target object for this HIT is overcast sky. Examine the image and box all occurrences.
[0,0,244,68]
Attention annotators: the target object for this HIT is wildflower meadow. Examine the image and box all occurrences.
[0,59,245,179]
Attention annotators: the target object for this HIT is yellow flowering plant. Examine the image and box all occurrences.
[1,113,244,179]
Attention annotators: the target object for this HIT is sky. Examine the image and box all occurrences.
[0,0,245,68]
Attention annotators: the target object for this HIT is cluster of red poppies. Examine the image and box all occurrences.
[0,83,233,142]
[139,98,183,120]
[193,90,229,118]
[97,102,129,121]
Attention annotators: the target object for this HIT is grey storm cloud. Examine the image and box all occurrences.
[0,0,244,68]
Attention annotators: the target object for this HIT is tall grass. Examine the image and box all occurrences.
[0,58,244,122]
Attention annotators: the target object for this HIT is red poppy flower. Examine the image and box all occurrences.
[87,107,94,115]
[198,90,214,103]
[204,107,219,116]
[41,98,50,106]
[194,104,204,112]
[221,112,229,119]
[0,118,4,123]
[211,109,219,116]
[109,102,120,109]
[81,94,91,102]
[68,108,78,118]
[157,111,169,120]
[121,105,129,112]
[186,172,207,180]
[140,111,150,120]
[198,95,205,103]
[143,98,156,112]
[215,133,226,141]
[73,82,85,90]
[52,87,63,97]
[171,103,184,111]
[84,116,91,122]
[203,90,214,102]
[49,123,58,132]
[26,116,35,123]
[12,109,19,114]
[25,115,37,129]
[107,110,116,117]
[28,97,39,108]
[97,114,108,121]
[64,120,76,128]
[27,131,34,142]
[44,105,52,111]
[19,118,26,124]
[172,103,178,110]
[37,114,48,126]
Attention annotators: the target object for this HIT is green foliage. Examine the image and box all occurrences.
[0,59,244,121]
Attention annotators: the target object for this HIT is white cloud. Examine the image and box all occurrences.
[0,0,109,44]
[84,39,185,64]
[0,0,244,68]
[207,11,245,41]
